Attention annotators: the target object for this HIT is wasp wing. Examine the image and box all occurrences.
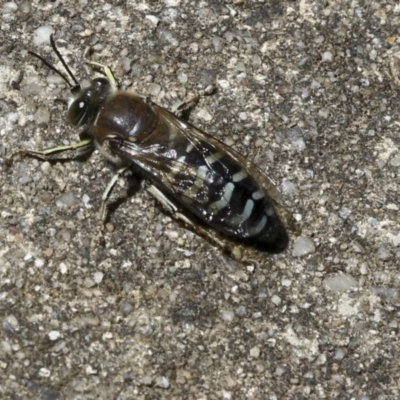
[111,105,287,239]
[159,106,283,204]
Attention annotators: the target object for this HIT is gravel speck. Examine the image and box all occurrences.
[93,271,104,284]
[142,375,152,386]
[38,367,51,378]
[375,244,391,261]
[321,51,333,62]
[56,192,77,208]
[271,295,282,306]
[292,237,315,257]
[33,26,54,46]
[324,274,358,292]
[155,376,170,389]
[48,331,61,341]
[221,310,235,323]
[249,346,260,358]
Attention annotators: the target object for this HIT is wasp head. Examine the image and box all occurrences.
[68,77,112,127]
[29,35,113,127]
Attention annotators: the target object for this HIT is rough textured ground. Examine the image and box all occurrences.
[1,1,400,399]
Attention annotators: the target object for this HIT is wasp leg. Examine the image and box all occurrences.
[146,185,229,251]
[172,85,217,120]
[100,167,128,222]
[85,60,118,92]
[7,139,95,166]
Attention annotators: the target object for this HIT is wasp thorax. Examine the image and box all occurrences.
[68,77,112,127]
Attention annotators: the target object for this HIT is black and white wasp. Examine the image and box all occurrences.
[11,35,290,253]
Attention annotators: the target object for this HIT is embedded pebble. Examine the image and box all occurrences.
[145,14,159,27]
[316,353,327,365]
[4,2,18,11]
[82,194,91,207]
[18,175,32,185]
[157,28,178,46]
[371,287,398,301]
[93,271,104,284]
[238,112,247,121]
[56,192,77,208]
[321,51,333,62]
[339,207,352,219]
[235,305,246,317]
[59,263,68,274]
[148,83,161,97]
[40,161,51,174]
[120,302,134,314]
[35,107,51,124]
[292,236,315,256]
[212,36,223,53]
[4,315,19,331]
[196,108,213,121]
[155,376,170,389]
[2,340,12,354]
[142,375,152,386]
[389,156,400,167]
[177,72,188,84]
[375,244,391,261]
[33,26,55,46]
[275,365,287,376]
[281,180,297,195]
[324,274,358,292]
[271,295,282,306]
[48,330,61,341]
[221,310,234,323]
[287,127,306,151]
[249,346,260,358]
[318,109,329,119]
[334,347,347,360]
[38,367,51,378]
[84,277,95,288]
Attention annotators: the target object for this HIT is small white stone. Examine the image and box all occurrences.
[249,346,260,358]
[3,2,18,13]
[271,295,281,306]
[164,0,180,6]
[33,26,55,47]
[34,258,45,268]
[324,273,358,292]
[292,236,315,256]
[59,262,68,274]
[145,15,159,27]
[5,315,19,330]
[239,112,247,121]
[86,365,97,375]
[155,376,170,388]
[321,51,333,62]
[93,271,104,284]
[82,194,91,207]
[38,367,51,378]
[48,331,61,341]
[221,310,235,323]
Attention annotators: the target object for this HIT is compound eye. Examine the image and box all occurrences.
[68,97,90,126]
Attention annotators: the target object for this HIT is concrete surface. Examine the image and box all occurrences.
[1,1,399,399]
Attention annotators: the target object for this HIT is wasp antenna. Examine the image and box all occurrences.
[28,50,73,88]
[49,34,80,87]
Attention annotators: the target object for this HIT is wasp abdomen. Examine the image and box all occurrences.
[160,139,289,252]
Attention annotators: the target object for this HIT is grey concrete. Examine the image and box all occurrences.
[1,1,399,399]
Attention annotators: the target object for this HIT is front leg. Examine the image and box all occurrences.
[7,139,95,166]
